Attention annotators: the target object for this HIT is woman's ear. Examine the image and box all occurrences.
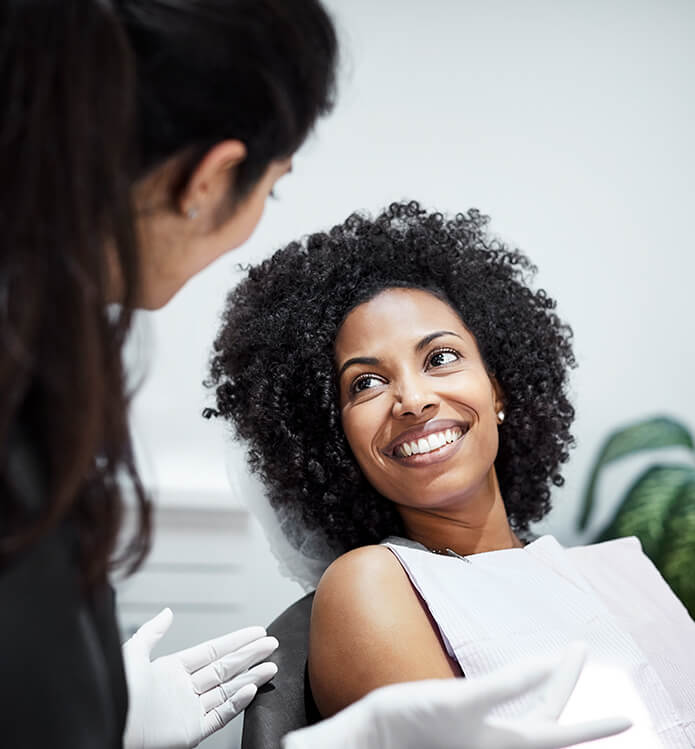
[490,376,506,423]
[178,140,247,221]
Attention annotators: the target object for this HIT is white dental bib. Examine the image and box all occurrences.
[382,535,695,747]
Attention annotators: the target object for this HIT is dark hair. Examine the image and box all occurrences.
[122,0,338,199]
[0,0,337,584]
[207,202,576,554]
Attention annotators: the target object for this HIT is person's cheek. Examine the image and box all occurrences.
[353,411,376,468]
[342,412,364,467]
[346,407,380,485]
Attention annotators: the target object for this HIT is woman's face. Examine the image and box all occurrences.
[128,152,292,309]
[335,288,504,513]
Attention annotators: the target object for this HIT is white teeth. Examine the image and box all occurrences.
[395,428,466,458]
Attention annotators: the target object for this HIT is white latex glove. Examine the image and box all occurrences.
[283,643,630,749]
[123,608,278,749]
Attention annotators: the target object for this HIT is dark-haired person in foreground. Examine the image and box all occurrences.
[1,1,335,747]
[209,202,695,746]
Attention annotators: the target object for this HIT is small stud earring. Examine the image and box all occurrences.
[186,206,199,220]
[497,410,505,423]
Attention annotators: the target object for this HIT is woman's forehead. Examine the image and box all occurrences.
[335,288,472,358]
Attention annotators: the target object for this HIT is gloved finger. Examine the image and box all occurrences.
[201,683,258,741]
[517,716,632,748]
[178,625,267,673]
[127,608,174,655]
[191,636,279,694]
[200,661,278,713]
[527,641,587,721]
[452,657,555,712]
[364,663,551,717]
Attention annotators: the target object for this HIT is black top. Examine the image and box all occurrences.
[0,421,128,748]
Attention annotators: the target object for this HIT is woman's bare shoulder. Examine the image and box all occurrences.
[308,544,458,718]
[316,544,405,597]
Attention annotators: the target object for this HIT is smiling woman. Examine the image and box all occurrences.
[207,202,695,742]
[208,202,576,552]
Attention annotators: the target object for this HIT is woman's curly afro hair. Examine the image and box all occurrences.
[207,201,576,555]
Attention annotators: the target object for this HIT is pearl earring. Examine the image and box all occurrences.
[186,206,199,220]
[497,410,505,423]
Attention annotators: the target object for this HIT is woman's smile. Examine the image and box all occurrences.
[384,419,469,466]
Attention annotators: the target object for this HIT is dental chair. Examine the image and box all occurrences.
[241,592,320,749]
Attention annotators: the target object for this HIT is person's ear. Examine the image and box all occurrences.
[490,376,506,425]
[178,140,247,223]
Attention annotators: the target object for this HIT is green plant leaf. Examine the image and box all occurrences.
[657,477,695,617]
[596,465,694,558]
[578,416,694,531]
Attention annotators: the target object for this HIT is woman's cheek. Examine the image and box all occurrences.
[342,410,367,462]
[343,405,382,474]
[479,416,500,465]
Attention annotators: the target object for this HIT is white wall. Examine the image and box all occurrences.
[123,0,695,709]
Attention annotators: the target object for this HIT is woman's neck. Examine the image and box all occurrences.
[397,471,523,556]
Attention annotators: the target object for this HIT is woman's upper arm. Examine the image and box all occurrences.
[308,545,459,718]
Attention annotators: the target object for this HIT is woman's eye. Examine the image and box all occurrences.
[351,375,384,394]
[428,349,459,368]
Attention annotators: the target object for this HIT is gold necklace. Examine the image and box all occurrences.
[428,547,472,563]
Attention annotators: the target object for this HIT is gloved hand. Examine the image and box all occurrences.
[123,608,278,749]
[283,643,630,749]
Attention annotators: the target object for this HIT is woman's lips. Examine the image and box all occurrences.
[383,420,470,468]
[393,426,464,457]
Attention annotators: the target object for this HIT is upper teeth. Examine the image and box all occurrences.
[395,427,463,458]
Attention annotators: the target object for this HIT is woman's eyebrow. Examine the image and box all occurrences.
[415,330,463,351]
[338,356,379,379]
[338,332,463,377]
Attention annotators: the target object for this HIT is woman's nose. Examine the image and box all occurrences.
[391,376,439,419]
